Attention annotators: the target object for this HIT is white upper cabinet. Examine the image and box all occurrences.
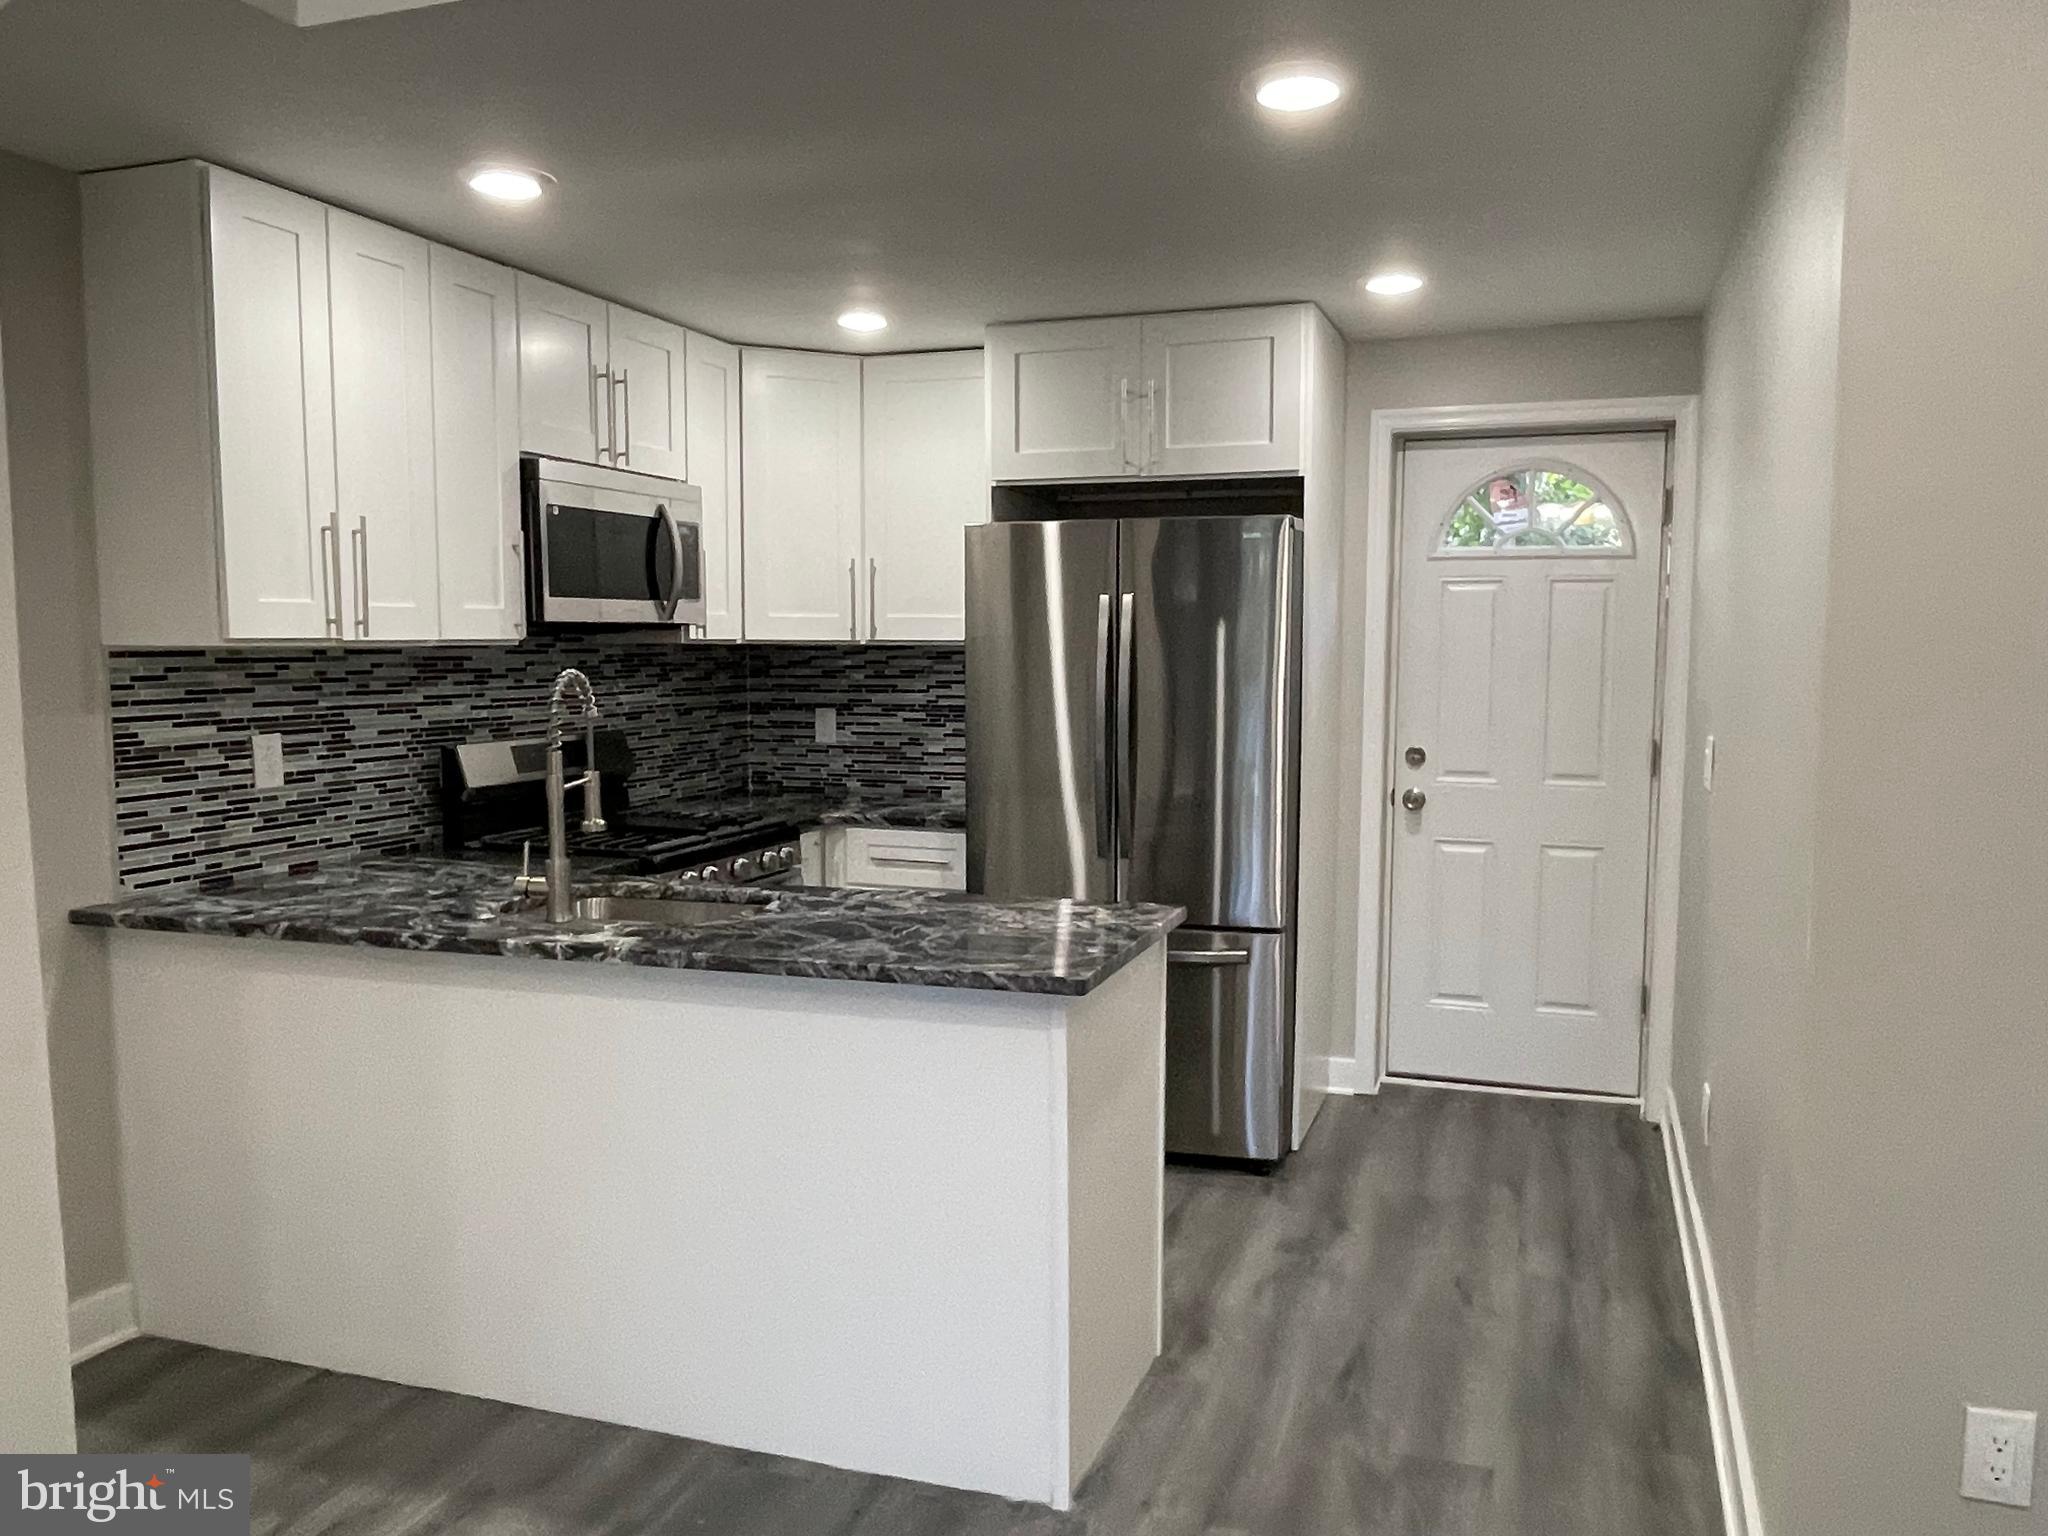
[208,169,341,639]
[987,305,1314,482]
[429,245,523,642]
[862,351,988,642]
[685,330,743,640]
[606,304,688,479]
[741,348,864,641]
[987,316,1141,481]
[516,273,609,463]
[328,210,439,641]
[1140,305,1306,478]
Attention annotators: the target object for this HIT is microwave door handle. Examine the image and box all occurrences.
[654,503,684,621]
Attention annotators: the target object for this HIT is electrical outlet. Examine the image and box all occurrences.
[1701,1082,1713,1147]
[1702,734,1716,791]
[250,732,285,792]
[814,706,838,745]
[1963,1406,2035,1507]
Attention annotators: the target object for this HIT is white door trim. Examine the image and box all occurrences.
[1351,396,1700,1115]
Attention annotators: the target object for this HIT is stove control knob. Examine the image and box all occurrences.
[779,845,800,865]
[679,869,701,883]
[699,864,722,882]
[731,857,757,881]
[760,849,786,872]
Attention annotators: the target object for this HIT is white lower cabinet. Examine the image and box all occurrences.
[685,330,744,640]
[820,827,969,891]
[428,246,523,641]
[861,351,988,641]
[741,348,865,641]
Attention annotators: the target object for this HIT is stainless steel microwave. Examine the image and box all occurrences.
[521,455,706,633]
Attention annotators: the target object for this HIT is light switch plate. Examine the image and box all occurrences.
[250,732,286,792]
[814,706,838,745]
[1963,1405,2035,1506]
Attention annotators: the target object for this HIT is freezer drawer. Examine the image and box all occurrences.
[1164,929,1292,1162]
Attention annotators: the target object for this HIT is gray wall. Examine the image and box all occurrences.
[1331,317,1705,1070]
[0,248,81,1451]
[0,148,124,1304]
[1675,2,2048,1530]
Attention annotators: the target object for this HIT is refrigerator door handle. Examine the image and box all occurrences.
[1116,591,1136,860]
[1093,593,1113,860]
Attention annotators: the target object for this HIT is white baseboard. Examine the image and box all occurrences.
[1657,1086,1764,1536]
[68,1280,140,1365]
[1315,1055,1375,1095]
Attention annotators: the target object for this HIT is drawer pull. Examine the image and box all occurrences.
[1169,949,1252,967]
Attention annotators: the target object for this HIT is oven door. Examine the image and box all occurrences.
[527,459,705,629]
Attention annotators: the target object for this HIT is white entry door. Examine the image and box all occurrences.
[1386,432,1668,1095]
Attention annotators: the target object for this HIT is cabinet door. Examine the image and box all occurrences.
[517,273,609,463]
[606,304,688,479]
[1138,306,1306,477]
[986,316,1140,482]
[685,330,743,640]
[429,245,523,641]
[207,168,339,639]
[740,349,863,641]
[862,350,987,641]
[328,210,439,640]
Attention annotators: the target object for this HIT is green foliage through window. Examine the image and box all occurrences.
[1439,466,1630,555]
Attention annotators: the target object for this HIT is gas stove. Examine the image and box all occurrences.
[440,731,803,885]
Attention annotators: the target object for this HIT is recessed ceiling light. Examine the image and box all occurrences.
[1255,71,1343,113]
[466,166,548,204]
[1364,271,1426,296]
[837,309,889,334]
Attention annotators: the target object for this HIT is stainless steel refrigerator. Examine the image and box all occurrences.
[965,515,1302,1162]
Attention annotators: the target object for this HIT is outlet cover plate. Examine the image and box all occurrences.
[250,732,286,792]
[814,706,838,745]
[1963,1405,2035,1506]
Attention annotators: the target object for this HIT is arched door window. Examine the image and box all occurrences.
[1434,463,1636,556]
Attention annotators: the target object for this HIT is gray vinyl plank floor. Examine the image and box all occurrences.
[74,1086,1720,1536]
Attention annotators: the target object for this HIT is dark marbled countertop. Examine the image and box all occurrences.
[69,857,1177,998]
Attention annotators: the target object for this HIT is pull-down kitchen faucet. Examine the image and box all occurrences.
[516,668,606,922]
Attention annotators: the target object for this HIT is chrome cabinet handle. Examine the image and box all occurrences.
[350,517,370,637]
[1093,594,1112,859]
[868,557,879,640]
[1116,591,1136,861]
[319,522,342,637]
[1117,378,1135,474]
[615,368,631,465]
[1401,787,1427,812]
[1143,378,1159,471]
[848,557,858,640]
[595,366,615,462]
[1170,948,1252,967]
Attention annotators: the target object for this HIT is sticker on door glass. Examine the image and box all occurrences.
[1439,465,1633,556]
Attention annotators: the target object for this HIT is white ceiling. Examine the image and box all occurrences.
[0,0,1810,351]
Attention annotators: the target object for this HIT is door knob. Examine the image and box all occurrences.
[1400,787,1427,812]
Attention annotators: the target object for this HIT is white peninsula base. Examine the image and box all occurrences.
[102,934,1166,1508]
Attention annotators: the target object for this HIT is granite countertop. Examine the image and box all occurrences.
[69,857,1178,997]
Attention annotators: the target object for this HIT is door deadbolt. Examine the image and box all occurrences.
[1404,745,1427,768]
[1400,787,1427,812]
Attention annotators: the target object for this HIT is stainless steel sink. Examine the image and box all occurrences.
[567,896,764,925]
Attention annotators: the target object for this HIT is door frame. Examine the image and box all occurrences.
[1351,396,1700,1115]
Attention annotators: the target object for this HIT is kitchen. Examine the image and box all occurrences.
[10,2,2035,1534]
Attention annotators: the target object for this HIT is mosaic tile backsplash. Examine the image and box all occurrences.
[108,642,965,890]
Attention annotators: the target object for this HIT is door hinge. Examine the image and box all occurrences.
[1662,485,1675,528]
[1650,738,1662,779]
[1641,982,1650,1019]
